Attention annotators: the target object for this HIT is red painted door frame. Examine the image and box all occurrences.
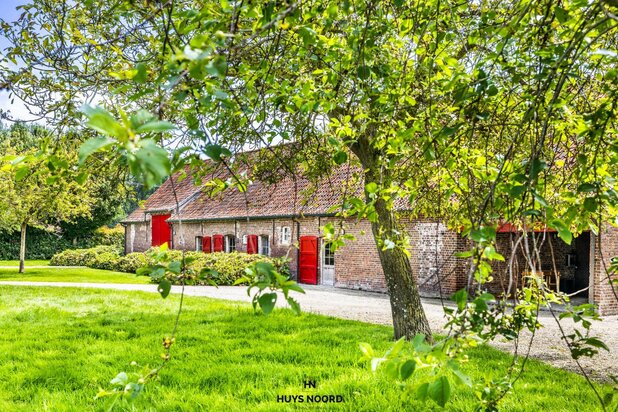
[151,214,172,247]
[299,236,318,285]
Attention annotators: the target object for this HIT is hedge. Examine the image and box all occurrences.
[50,246,291,286]
[0,225,124,260]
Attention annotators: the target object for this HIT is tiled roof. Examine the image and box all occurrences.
[121,165,213,223]
[122,157,364,223]
[169,164,362,221]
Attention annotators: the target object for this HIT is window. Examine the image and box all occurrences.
[259,235,270,256]
[225,235,236,253]
[242,235,248,245]
[195,236,203,251]
[280,226,291,245]
[324,242,335,266]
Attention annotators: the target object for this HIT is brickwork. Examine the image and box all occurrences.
[124,215,618,315]
[124,220,150,253]
[593,226,618,315]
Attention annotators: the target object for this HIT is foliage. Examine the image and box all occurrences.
[50,245,120,267]
[235,261,305,315]
[5,0,618,408]
[51,244,292,288]
[0,225,124,260]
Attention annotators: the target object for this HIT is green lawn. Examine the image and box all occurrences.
[0,260,50,266]
[0,267,149,284]
[0,286,612,411]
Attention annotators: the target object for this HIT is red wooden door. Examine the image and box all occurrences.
[151,214,171,247]
[202,236,212,253]
[247,235,258,254]
[299,236,318,284]
[213,234,224,252]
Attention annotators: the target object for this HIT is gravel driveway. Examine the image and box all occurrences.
[1,281,616,380]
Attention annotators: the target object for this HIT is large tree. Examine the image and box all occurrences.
[4,0,618,342]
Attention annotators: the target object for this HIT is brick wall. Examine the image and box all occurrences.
[126,214,618,315]
[138,215,471,298]
[124,221,150,253]
[593,226,618,315]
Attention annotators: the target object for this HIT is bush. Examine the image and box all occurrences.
[89,252,121,271]
[50,245,120,267]
[116,253,150,273]
[49,245,291,286]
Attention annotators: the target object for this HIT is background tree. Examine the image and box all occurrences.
[0,138,93,272]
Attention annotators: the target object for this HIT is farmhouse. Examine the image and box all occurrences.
[122,157,618,316]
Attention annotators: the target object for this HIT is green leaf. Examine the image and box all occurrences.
[157,279,172,298]
[551,219,573,245]
[399,359,416,380]
[14,166,29,181]
[333,151,348,165]
[428,376,451,407]
[75,172,88,185]
[416,382,429,402]
[135,120,176,133]
[110,372,128,386]
[168,260,182,274]
[286,296,301,315]
[78,137,114,165]
[258,292,277,315]
[583,197,597,212]
[577,183,596,193]
[357,65,371,79]
[81,105,127,139]
[359,342,374,359]
[452,289,468,311]
[203,144,232,162]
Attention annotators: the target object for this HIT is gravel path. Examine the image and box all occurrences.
[1,281,616,380]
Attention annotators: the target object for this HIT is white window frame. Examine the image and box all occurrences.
[280,226,291,245]
[258,235,270,256]
[195,236,203,251]
[225,235,236,253]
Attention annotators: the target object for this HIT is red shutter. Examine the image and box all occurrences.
[247,235,258,254]
[213,234,224,252]
[202,236,212,253]
[151,214,172,247]
[298,236,318,284]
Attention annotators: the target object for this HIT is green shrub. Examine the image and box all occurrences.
[50,245,291,287]
[116,253,150,273]
[89,252,121,271]
[50,246,120,267]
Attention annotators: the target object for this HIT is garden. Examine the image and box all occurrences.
[0,285,612,411]
[2,0,618,410]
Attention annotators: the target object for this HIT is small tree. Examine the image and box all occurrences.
[0,146,92,272]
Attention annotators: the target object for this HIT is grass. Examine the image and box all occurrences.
[0,286,613,411]
[0,260,50,266]
[0,267,150,284]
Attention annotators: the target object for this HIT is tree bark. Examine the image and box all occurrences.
[19,222,27,274]
[350,135,432,341]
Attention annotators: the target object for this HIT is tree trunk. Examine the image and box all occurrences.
[370,199,432,340]
[350,135,432,341]
[19,222,26,274]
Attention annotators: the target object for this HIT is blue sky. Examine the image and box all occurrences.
[0,0,27,48]
[1,0,37,122]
